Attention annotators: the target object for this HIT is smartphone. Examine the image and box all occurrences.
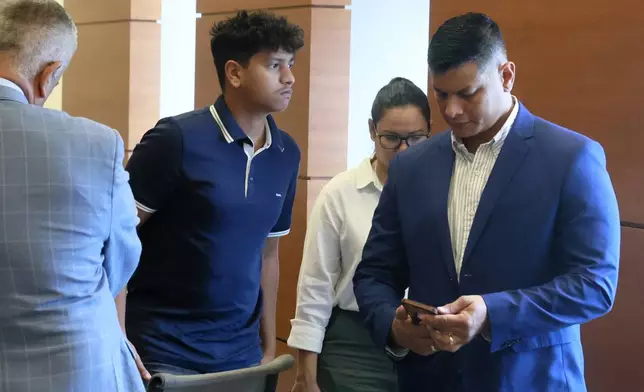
[402,299,438,325]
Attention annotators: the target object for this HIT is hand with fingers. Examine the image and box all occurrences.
[126,339,152,381]
[390,305,440,356]
[418,295,489,353]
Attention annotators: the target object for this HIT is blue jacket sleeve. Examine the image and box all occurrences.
[482,140,620,352]
[353,155,409,348]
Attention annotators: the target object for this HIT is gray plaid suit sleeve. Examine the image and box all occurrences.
[103,130,142,298]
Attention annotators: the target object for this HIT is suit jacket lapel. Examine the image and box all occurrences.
[461,105,535,268]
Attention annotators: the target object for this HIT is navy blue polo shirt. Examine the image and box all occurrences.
[124,96,300,373]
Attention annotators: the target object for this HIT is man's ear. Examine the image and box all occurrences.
[224,60,244,89]
[500,61,516,93]
[35,61,62,99]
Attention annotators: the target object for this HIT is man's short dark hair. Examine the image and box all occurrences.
[210,10,304,90]
[371,77,431,129]
[427,12,507,75]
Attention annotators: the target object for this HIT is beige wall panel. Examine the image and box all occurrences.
[197,0,350,15]
[63,21,160,149]
[65,0,161,24]
[276,178,308,339]
[63,23,131,140]
[275,340,297,391]
[306,7,350,177]
[128,22,162,147]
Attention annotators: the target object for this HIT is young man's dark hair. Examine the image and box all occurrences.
[427,12,507,75]
[210,10,305,90]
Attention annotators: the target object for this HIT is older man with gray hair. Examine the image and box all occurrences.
[0,1,145,391]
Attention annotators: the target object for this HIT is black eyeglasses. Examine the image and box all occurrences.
[376,132,430,150]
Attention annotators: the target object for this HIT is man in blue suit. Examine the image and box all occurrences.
[353,12,620,392]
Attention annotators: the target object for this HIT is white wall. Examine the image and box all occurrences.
[159,0,197,118]
[347,0,430,168]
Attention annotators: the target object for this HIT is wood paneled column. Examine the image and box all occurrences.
[429,2,644,390]
[62,0,162,156]
[195,0,351,341]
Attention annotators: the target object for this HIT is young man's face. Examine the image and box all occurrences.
[240,49,295,113]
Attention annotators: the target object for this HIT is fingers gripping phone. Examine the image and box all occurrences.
[402,299,438,325]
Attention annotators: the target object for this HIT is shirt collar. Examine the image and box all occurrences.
[355,156,383,192]
[451,95,519,153]
[0,77,27,104]
[210,95,283,151]
[0,77,22,94]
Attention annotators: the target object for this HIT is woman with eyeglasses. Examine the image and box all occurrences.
[288,77,431,392]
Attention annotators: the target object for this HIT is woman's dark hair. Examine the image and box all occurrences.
[370,77,431,129]
[210,10,304,90]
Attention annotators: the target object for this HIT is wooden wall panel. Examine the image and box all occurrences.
[582,227,644,391]
[276,178,308,338]
[275,340,297,391]
[430,2,644,390]
[307,8,350,177]
[305,179,329,217]
[130,0,163,22]
[63,23,131,139]
[65,0,160,24]
[128,22,162,147]
[63,1,161,150]
[197,0,350,15]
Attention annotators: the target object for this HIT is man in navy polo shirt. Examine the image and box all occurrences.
[119,10,304,378]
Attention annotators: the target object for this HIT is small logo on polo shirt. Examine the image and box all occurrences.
[276,193,282,197]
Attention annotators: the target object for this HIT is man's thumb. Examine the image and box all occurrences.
[395,305,408,320]
[437,296,468,315]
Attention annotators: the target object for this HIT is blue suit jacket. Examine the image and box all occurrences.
[353,104,620,392]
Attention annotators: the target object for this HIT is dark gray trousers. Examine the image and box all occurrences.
[318,308,398,392]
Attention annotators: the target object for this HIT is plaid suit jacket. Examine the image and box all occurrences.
[0,84,144,392]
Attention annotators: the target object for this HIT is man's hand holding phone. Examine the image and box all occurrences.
[417,295,490,353]
[390,304,439,356]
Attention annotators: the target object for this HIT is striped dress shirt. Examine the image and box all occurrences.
[448,97,519,278]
